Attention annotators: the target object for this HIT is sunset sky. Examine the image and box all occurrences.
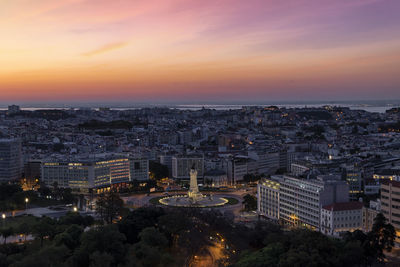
[1,0,400,103]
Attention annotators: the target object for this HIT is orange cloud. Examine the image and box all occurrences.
[81,41,129,57]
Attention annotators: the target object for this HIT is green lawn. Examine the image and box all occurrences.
[149,197,164,205]
[225,197,239,205]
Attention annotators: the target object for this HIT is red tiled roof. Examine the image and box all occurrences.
[322,202,363,211]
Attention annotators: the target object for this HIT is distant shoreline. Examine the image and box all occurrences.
[0,102,398,113]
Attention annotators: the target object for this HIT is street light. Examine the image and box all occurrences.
[25,198,29,210]
[2,213,5,227]
[73,207,78,212]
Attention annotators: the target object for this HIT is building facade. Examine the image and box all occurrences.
[258,174,350,230]
[41,157,149,189]
[363,200,381,232]
[0,138,22,181]
[381,180,400,246]
[279,175,349,229]
[290,163,310,177]
[226,156,248,184]
[320,202,363,236]
[373,170,400,181]
[257,176,281,220]
[129,157,149,181]
[23,160,42,189]
[171,155,204,180]
[249,150,280,175]
[345,165,363,201]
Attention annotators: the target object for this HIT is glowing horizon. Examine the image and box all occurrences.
[1,0,400,102]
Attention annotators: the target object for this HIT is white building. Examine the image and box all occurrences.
[320,202,363,236]
[226,156,248,184]
[258,175,350,230]
[279,175,349,229]
[257,176,282,220]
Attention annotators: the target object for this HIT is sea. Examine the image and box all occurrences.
[0,101,399,114]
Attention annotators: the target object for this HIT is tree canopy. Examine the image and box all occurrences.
[96,191,124,224]
[0,208,396,267]
[242,194,257,211]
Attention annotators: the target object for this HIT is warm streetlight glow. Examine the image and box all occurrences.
[2,214,5,219]
[25,197,29,210]
[73,207,78,212]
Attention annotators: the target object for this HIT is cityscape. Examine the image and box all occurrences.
[1,0,400,267]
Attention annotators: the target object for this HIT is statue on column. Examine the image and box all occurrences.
[187,164,203,203]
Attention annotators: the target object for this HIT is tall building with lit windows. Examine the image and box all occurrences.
[41,158,131,189]
[345,164,363,200]
[279,175,349,229]
[258,175,349,230]
[94,158,130,187]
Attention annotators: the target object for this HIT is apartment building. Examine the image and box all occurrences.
[381,180,400,246]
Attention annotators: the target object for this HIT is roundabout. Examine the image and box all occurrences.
[154,166,232,208]
[158,194,229,207]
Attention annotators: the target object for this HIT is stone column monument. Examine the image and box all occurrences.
[187,165,203,203]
